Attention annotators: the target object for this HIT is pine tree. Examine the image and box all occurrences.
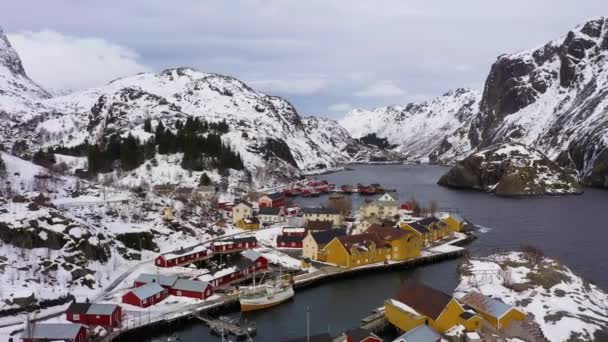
[0,155,6,179]
[199,172,211,186]
[143,118,152,133]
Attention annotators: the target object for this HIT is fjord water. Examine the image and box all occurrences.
[152,164,608,341]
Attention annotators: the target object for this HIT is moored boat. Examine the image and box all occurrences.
[239,274,294,312]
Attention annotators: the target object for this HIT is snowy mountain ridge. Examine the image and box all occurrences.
[0,30,400,188]
[340,17,608,187]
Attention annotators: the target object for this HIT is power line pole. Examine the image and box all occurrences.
[306,305,310,342]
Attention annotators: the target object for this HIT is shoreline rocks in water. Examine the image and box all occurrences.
[437,143,583,196]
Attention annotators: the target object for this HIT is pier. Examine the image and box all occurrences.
[192,312,256,340]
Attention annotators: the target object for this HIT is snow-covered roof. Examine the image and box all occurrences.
[172,279,210,292]
[460,291,515,319]
[393,325,442,342]
[134,273,178,287]
[22,323,84,339]
[242,250,262,262]
[162,244,210,259]
[131,283,165,299]
[87,303,118,316]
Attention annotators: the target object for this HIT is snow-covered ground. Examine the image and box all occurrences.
[455,252,608,341]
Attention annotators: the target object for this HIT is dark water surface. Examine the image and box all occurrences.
[149,164,608,341]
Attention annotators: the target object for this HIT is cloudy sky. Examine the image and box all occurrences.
[3,1,608,118]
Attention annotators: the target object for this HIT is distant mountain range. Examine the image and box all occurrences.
[340,17,608,188]
[0,28,398,188]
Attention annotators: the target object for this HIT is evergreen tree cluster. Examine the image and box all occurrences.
[0,155,6,179]
[84,117,242,175]
[32,149,57,168]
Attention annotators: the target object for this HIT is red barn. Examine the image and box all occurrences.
[277,235,304,248]
[211,236,257,254]
[155,244,212,268]
[22,323,87,342]
[258,192,286,208]
[66,302,122,327]
[169,279,213,300]
[122,283,168,308]
[133,273,178,289]
[208,250,268,288]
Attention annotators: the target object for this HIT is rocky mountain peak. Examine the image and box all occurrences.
[0,26,27,77]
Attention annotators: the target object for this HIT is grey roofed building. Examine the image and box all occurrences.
[132,283,165,299]
[306,220,333,231]
[134,273,178,287]
[242,249,263,262]
[66,302,90,314]
[264,192,285,200]
[172,279,210,292]
[407,222,430,234]
[22,323,84,340]
[460,291,516,319]
[393,325,442,342]
[310,228,347,245]
[302,207,339,215]
[258,207,282,215]
[87,303,119,315]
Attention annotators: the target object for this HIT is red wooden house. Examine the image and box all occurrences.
[211,236,258,254]
[282,227,307,237]
[342,328,383,342]
[134,273,178,289]
[208,250,268,288]
[400,202,411,210]
[155,244,212,268]
[22,323,87,342]
[122,283,168,308]
[258,192,286,208]
[169,279,213,300]
[277,235,304,248]
[66,302,122,327]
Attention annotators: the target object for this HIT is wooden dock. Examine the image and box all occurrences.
[192,312,256,340]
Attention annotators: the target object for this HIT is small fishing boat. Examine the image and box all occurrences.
[239,273,294,312]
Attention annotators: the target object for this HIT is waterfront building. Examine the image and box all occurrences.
[258,207,285,225]
[122,283,169,308]
[336,328,382,342]
[399,222,433,246]
[459,292,526,330]
[365,225,421,261]
[169,279,213,300]
[392,325,442,342]
[232,201,253,224]
[385,282,482,334]
[258,192,286,208]
[360,193,399,219]
[21,323,87,342]
[277,235,304,248]
[211,236,258,253]
[415,217,450,241]
[206,250,268,288]
[302,207,343,227]
[236,216,261,230]
[440,213,465,232]
[66,302,122,327]
[302,228,347,259]
[154,244,212,267]
[319,233,391,268]
[134,273,178,289]
[352,217,382,235]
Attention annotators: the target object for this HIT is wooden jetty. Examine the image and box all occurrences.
[192,312,256,340]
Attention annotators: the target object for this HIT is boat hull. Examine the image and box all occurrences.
[240,287,294,312]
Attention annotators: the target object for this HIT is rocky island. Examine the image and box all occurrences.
[437,143,583,196]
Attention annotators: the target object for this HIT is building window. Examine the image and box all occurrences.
[156,294,160,299]
[73,314,80,320]
[177,290,182,296]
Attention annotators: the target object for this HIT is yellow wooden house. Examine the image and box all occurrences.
[460,292,526,330]
[235,217,260,230]
[365,225,420,261]
[319,234,390,268]
[385,282,482,334]
[441,213,465,232]
[399,222,433,247]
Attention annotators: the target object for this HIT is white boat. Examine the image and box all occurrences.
[239,273,294,312]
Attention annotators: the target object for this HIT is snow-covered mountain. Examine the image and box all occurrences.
[0,29,399,188]
[340,17,608,188]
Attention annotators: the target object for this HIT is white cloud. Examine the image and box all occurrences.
[354,80,406,98]
[248,76,328,95]
[328,103,352,112]
[7,30,150,92]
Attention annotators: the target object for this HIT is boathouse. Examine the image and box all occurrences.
[277,235,304,248]
[459,291,526,330]
[366,225,420,261]
[66,302,122,327]
[236,216,261,230]
[211,236,258,253]
[385,282,482,334]
[258,192,286,208]
[207,250,268,288]
[399,221,432,246]
[393,325,442,342]
[302,207,342,227]
[169,279,213,300]
[302,228,346,259]
[134,273,178,289]
[155,244,212,267]
[319,233,391,268]
[440,213,465,232]
[122,283,168,308]
[22,323,87,342]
